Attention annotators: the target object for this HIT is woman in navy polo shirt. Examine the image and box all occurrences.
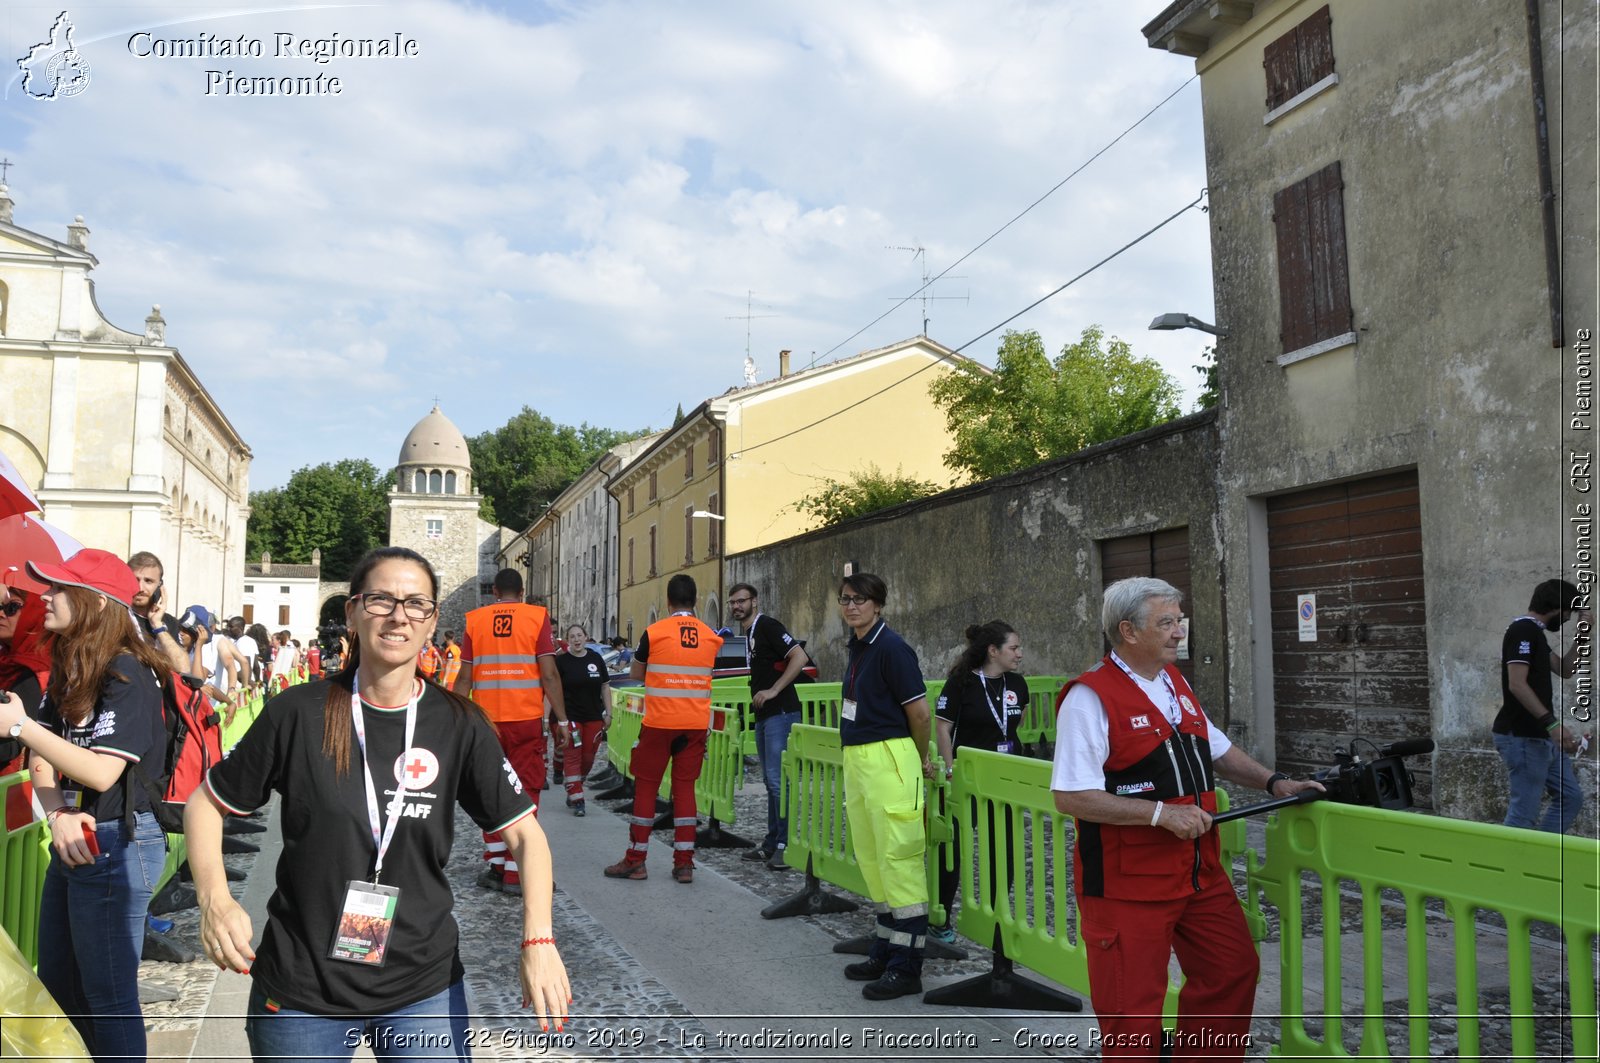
[835,572,934,1001]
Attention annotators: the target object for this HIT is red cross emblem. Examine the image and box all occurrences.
[393,747,439,789]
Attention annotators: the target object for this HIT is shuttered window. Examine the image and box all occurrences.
[1273,161,1353,354]
[1263,5,1334,110]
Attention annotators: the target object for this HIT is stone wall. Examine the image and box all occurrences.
[726,413,1238,734]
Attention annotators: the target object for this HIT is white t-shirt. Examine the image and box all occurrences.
[270,644,298,677]
[234,634,259,666]
[1050,666,1232,793]
[200,640,220,683]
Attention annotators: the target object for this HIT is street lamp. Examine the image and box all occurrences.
[690,511,725,521]
[1149,312,1229,337]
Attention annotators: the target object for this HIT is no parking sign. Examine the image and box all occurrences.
[1297,594,1317,642]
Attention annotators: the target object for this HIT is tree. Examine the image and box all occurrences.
[793,464,943,530]
[1194,345,1219,411]
[467,407,649,531]
[245,459,391,580]
[928,326,1182,482]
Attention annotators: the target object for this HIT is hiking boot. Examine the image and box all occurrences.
[475,868,504,892]
[671,865,694,884]
[928,923,957,945]
[571,800,586,817]
[861,969,923,1001]
[843,957,887,982]
[742,845,775,862]
[766,846,789,871]
[603,858,647,880]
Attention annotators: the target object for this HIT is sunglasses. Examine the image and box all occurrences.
[0,600,22,617]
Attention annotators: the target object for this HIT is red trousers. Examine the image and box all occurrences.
[1077,873,1258,1062]
[622,725,705,868]
[483,718,548,885]
[562,720,606,798]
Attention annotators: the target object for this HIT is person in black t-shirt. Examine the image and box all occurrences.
[556,624,611,815]
[727,582,809,868]
[928,620,1026,945]
[1493,578,1590,832]
[0,549,170,1063]
[0,571,52,773]
[184,547,571,1055]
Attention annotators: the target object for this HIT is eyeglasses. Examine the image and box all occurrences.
[354,593,438,620]
[727,597,754,607]
[0,600,22,617]
[837,595,873,607]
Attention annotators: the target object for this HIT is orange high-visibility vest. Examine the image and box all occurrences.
[641,613,722,729]
[463,602,550,723]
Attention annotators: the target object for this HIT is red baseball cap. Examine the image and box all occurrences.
[1,564,48,595]
[26,549,140,607]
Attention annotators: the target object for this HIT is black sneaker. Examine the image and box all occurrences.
[572,801,587,817]
[861,969,923,1000]
[843,957,887,982]
[475,868,503,892]
[766,847,789,870]
[742,846,775,863]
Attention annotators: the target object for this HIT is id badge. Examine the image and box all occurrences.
[996,740,1017,756]
[61,789,83,809]
[841,698,858,722]
[329,881,400,967]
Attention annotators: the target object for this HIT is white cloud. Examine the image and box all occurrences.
[0,0,1214,487]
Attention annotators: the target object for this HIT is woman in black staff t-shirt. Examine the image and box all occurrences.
[928,620,1026,946]
[556,624,611,816]
[185,547,571,1060]
[0,549,170,1063]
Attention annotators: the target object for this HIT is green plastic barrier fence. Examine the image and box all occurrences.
[796,683,843,728]
[778,722,948,912]
[1016,675,1066,746]
[0,770,49,967]
[604,686,749,825]
[606,688,644,778]
[1247,801,1599,1062]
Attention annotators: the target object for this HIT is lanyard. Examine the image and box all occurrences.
[349,673,419,884]
[1110,651,1181,725]
[975,671,1009,736]
[745,614,763,669]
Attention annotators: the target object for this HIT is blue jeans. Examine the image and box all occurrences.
[1494,732,1582,833]
[753,710,801,851]
[37,810,167,1063]
[245,979,470,1062]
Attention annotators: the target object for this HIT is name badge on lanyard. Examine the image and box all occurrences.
[329,674,418,967]
[978,673,1016,755]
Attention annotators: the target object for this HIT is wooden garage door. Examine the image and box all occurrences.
[1102,527,1196,688]
[1266,471,1431,805]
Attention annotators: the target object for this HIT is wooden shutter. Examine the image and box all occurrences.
[1263,30,1300,109]
[1309,161,1352,339]
[1274,179,1317,352]
[1299,6,1335,85]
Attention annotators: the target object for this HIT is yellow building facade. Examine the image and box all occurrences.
[612,337,971,637]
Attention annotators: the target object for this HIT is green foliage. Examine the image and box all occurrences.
[467,407,649,531]
[793,464,943,530]
[244,459,390,581]
[1194,345,1218,411]
[928,326,1182,482]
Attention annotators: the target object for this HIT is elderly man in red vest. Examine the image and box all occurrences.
[604,574,721,884]
[1051,577,1321,1062]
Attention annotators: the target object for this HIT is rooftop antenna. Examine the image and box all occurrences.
[888,242,967,336]
[726,290,779,385]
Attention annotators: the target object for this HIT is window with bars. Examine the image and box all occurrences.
[1273,160,1353,356]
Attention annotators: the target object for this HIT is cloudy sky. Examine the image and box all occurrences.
[1,1,1215,490]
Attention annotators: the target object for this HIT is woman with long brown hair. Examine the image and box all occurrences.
[186,546,569,1060]
[0,549,172,1062]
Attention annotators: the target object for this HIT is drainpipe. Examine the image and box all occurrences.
[1524,0,1562,348]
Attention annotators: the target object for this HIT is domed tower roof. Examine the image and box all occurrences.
[398,405,471,470]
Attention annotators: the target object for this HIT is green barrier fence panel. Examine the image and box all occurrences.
[156,834,187,895]
[1017,676,1066,745]
[700,699,747,824]
[779,721,949,916]
[1248,801,1600,1062]
[796,683,843,728]
[606,689,645,779]
[0,770,49,967]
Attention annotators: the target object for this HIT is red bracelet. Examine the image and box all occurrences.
[521,936,555,949]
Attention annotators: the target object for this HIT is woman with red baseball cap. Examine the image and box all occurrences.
[0,547,173,1062]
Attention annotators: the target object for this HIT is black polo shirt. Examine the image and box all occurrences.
[1495,616,1556,738]
[745,613,804,720]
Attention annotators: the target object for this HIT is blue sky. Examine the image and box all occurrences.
[1,1,1216,490]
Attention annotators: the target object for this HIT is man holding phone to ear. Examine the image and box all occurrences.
[128,551,189,674]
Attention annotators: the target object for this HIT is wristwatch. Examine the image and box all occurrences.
[6,720,23,739]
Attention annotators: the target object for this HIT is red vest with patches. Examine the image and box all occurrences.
[1064,657,1221,902]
